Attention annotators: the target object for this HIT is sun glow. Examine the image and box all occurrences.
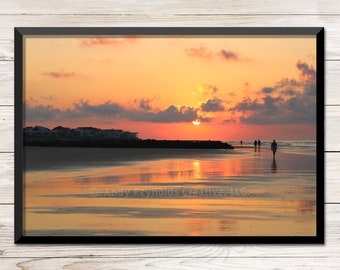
[192,119,201,126]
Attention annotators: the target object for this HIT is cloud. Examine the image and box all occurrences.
[43,69,76,79]
[25,100,209,124]
[230,98,262,112]
[200,98,225,112]
[238,95,315,125]
[73,101,202,123]
[261,87,275,94]
[280,88,298,96]
[296,60,316,80]
[134,98,153,111]
[41,95,57,101]
[233,95,285,123]
[73,100,124,116]
[220,49,238,61]
[229,60,316,125]
[79,37,137,47]
[274,78,301,97]
[197,84,218,97]
[185,46,214,60]
[186,46,239,61]
[25,104,62,121]
[127,105,204,123]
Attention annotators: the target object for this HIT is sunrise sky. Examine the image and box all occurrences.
[24,35,317,140]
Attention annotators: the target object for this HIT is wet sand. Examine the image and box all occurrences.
[23,146,316,236]
[24,147,236,171]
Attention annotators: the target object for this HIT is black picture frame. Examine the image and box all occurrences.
[15,27,324,244]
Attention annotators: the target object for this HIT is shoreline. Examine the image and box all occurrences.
[24,145,316,173]
[24,146,237,172]
[24,139,234,149]
[24,146,316,236]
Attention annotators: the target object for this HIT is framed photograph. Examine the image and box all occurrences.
[15,27,324,243]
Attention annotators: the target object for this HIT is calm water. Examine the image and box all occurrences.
[23,143,316,236]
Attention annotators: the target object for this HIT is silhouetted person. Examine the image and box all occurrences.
[271,139,278,158]
[254,140,258,151]
[257,139,261,147]
[257,139,261,151]
[271,157,277,173]
[240,140,243,147]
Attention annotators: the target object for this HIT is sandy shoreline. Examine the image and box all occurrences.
[23,145,317,236]
[24,146,237,171]
[24,145,316,173]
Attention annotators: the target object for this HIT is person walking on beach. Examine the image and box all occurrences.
[271,140,278,158]
[240,140,243,147]
[257,139,261,148]
[254,140,258,151]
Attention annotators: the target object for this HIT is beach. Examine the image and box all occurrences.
[23,143,316,236]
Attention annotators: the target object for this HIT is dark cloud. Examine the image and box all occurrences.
[131,105,200,123]
[276,78,300,89]
[220,49,238,60]
[229,60,316,125]
[239,94,316,125]
[231,95,284,122]
[135,98,153,111]
[26,100,208,123]
[74,100,124,116]
[200,98,225,112]
[274,78,301,97]
[305,81,316,96]
[280,89,298,96]
[230,98,262,111]
[261,87,275,94]
[158,105,194,122]
[296,60,316,80]
[79,37,137,47]
[262,96,282,111]
[43,69,76,79]
[25,104,61,121]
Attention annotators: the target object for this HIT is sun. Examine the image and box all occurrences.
[192,119,201,126]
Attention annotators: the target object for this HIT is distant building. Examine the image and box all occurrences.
[99,129,124,139]
[99,129,138,140]
[24,125,139,141]
[75,127,101,138]
[24,126,50,136]
[52,126,72,136]
[120,131,138,140]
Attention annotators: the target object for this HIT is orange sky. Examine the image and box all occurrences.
[24,35,317,140]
